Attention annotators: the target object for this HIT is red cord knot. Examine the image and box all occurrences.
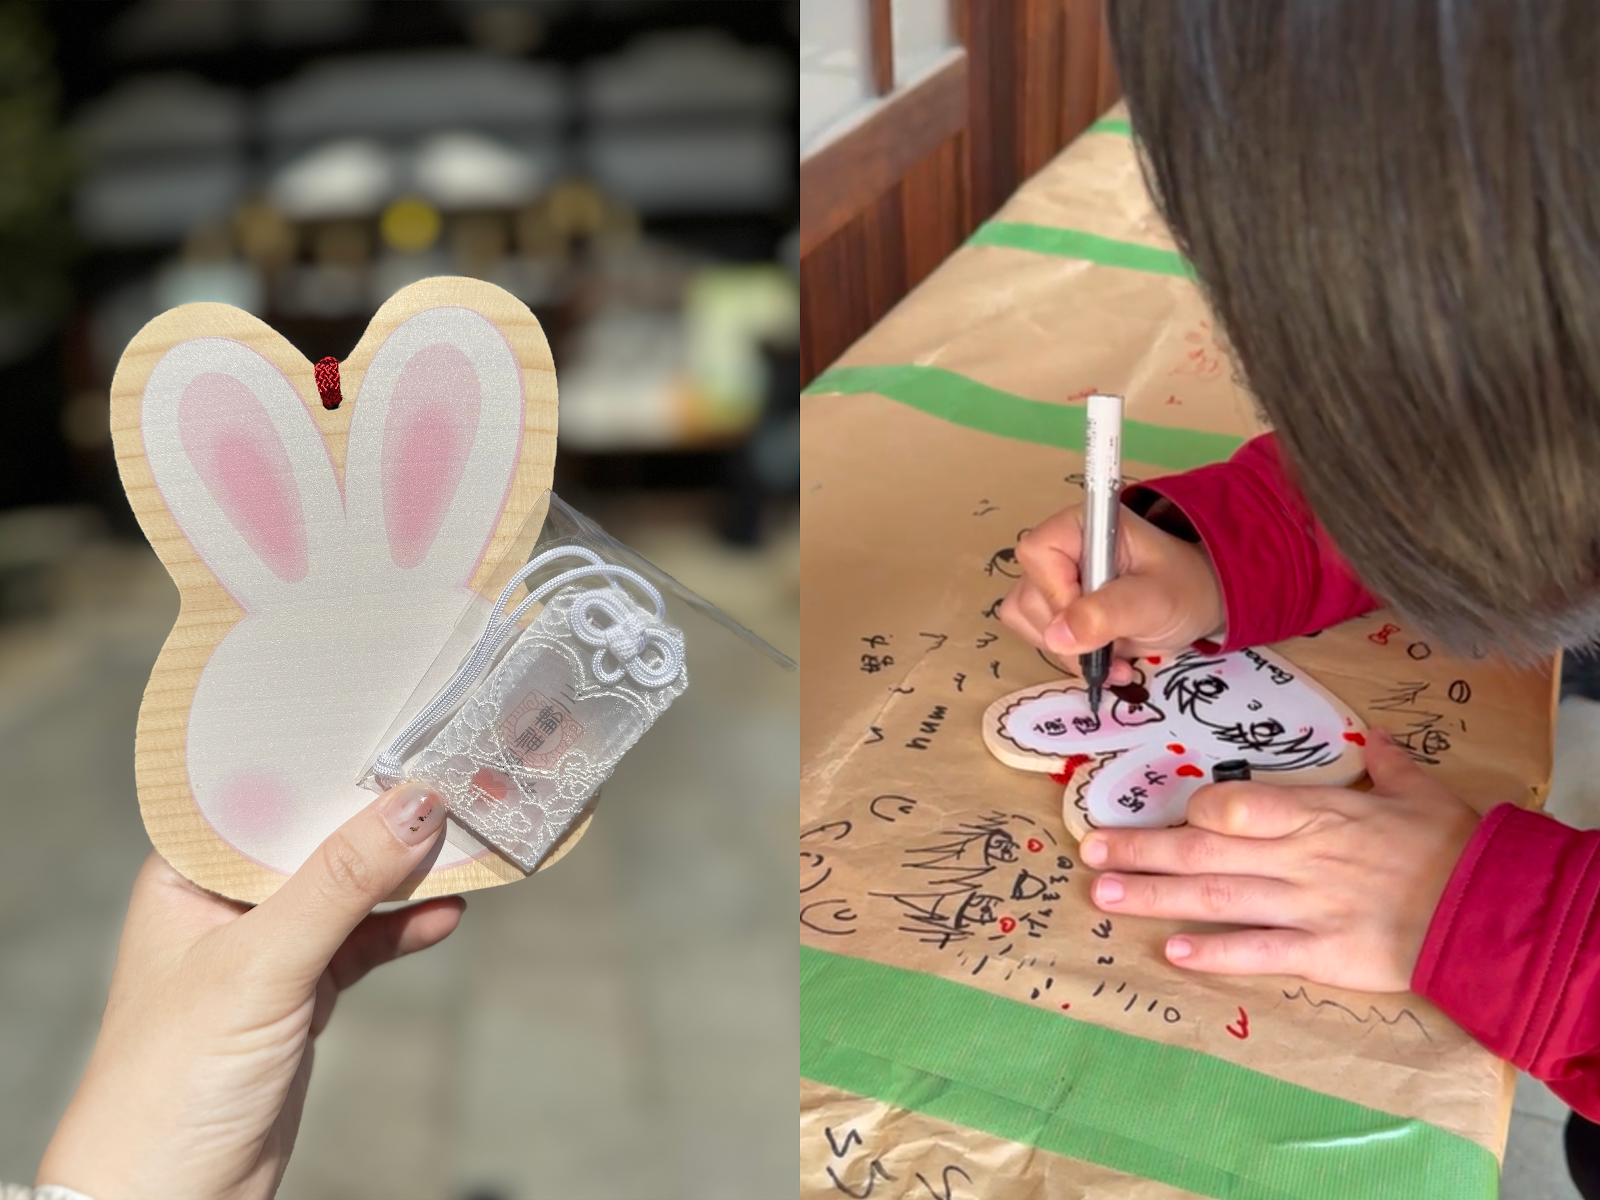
[314,356,342,409]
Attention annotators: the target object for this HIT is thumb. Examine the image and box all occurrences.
[243,783,446,987]
[1362,729,1426,792]
[1046,574,1175,656]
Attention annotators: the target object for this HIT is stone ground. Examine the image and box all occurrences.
[0,502,798,1200]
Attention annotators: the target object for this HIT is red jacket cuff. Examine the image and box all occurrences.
[1414,804,1600,1118]
[1124,436,1379,649]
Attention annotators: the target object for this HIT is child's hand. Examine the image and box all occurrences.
[1080,732,1480,993]
[1000,503,1226,681]
[37,784,462,1200]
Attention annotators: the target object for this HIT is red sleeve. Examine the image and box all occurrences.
[1123,434,1380,649]
[1414,805,1600,1119]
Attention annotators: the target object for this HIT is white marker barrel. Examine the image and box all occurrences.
[1081,393,1124,596]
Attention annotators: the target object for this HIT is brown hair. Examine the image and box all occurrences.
[1107,0,1600,655]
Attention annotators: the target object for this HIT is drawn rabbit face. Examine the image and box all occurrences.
[122,288,551,892]
[984,648,1366,829]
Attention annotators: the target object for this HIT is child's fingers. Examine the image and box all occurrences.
[1164,929,1315,976]
[1015,508,1086,610]
[1091,871,1297,926]
[1000,580,1065,648]
[1078,825,1277,879]
[1362,729,1438,795]
[1105,656,1138,686]
[1185,783,1323,839]
[1048,576,1180,656]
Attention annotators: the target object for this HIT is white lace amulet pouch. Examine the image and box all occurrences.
[368,542,688,872]
[408,581,685,870]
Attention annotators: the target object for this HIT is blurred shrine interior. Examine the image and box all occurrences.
[4,0,799,552]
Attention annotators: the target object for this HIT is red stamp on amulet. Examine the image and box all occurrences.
[498,688,583,770]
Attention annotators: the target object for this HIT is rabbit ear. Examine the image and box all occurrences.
[141,337,343,612]
[983,682,1155,773]
[344,306,524,584]
[1082,749,1206,828]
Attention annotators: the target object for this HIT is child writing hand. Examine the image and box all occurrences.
[999,2,1600,1186]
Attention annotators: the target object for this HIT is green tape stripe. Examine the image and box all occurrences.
[802,948,1496,1200]
[1089,116,1133,135]
[803,363,1242,470]
[969,221,1196,278]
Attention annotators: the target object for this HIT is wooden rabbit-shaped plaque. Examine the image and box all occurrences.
[983,647,1368,840]
[111,277,563,902]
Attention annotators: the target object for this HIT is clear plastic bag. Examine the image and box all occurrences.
[359,491,793,872]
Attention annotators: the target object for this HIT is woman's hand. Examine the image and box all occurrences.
[1081,732,1481,992]
[38,784,462,1200]
[1000,503,1226,683]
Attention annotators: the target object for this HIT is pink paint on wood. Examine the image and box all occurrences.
[179,372,309,584]
[216,767,295,847]
[382,342,481,569]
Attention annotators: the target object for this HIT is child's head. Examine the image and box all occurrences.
[1108,0,1600,655]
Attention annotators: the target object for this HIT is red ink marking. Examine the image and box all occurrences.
[1049,753,1093,785]
[1166,742,1186,754]
[470,766,509,802]
[1175,764,1205,778]
[1225,1007,1250,1039]
[1060,1003,1072,1011]
[999,916,1017,934]
[1146,655,1163,664]
[1367,623,1401,646]
[314,356,342,409]
[1343,731,1366,745]
[1026,838,1044,853]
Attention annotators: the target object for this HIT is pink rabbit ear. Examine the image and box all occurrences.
[141,337,342,612]
[379,342,482,569]
[1082,749,1205,829]
[343,306,524,585]
[178,372,309,583]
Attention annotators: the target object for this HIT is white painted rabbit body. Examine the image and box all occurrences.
[140,307,525,876]
[985,647,1366,829]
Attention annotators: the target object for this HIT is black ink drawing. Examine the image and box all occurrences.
[915,1165,974,1200]
[1368,681,1458,765]
[801,899,859,937]
[984,547,1022,579]
[869,812,1066,951]
[918,632,949,650]
[1280,986,1432,1041]
[870,794,919,822]
[985,648,1364,832]
[800,851,831,894]
[905,705,949,751]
